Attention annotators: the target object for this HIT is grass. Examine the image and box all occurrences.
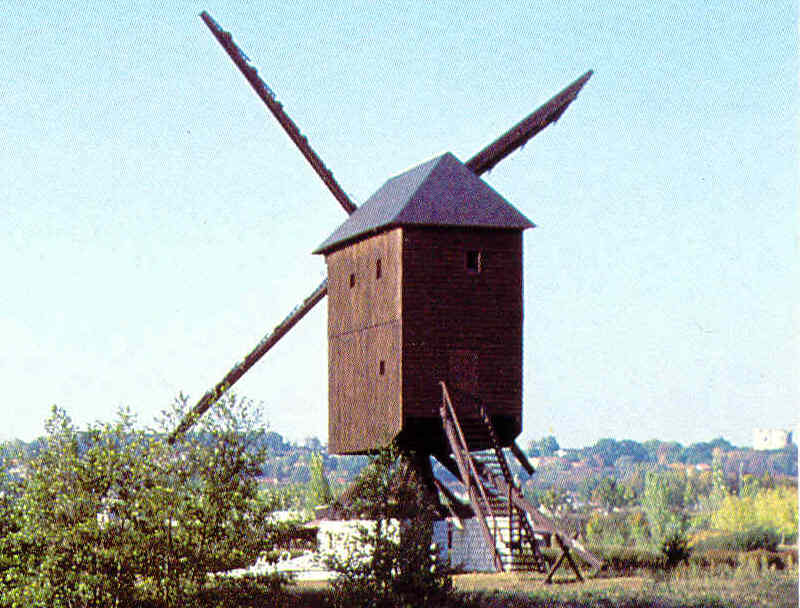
[276,567,799,608]
[449,569,798,607]
[181,553,799,607]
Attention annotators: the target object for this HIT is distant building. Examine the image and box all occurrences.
[752,428,793,451]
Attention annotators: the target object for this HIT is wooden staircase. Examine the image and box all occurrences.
[438,381,602,578]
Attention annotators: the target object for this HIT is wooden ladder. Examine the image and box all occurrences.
[439,384,504,571]
[439,381,603,580]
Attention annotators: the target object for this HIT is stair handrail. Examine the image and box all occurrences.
[439,383,497,523]
[439,381,504,571]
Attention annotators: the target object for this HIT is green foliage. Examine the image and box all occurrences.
[306,452,334,511]
[259,483,308,512]
[641,471,689,548]
[585,511,651,546]
[709,448,729,503]
[326,445,452,608]
[710,486,797,543]
[0,396,282,608]
[694,526,781,552]
[680,437,735,465]
[590,476,634,509]
[586,438,649,467]
[574,545,665,575]
[660,529,691,569]
[526,435,559,457]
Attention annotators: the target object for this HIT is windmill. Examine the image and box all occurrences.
[171,11,600,577]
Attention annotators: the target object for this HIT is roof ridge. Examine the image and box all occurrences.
[389,153,449,224]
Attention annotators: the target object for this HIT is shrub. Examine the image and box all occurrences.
[577,545,664,575]
[586,512,629,545]
[326,446,453,608]
[0,396,282,608]
[693,526,781,552]
[585,510,651,547]
[660,530,691,569]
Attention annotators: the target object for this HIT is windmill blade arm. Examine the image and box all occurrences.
[200,11,357,215]
[168,279,328,442]
[465,70,593,176]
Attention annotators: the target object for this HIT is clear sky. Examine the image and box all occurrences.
[1,2,797,448]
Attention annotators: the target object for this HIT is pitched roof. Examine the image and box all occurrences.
[313,152,534,254]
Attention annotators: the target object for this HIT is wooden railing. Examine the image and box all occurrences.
[438,381,603,578]
[439,382,504,572]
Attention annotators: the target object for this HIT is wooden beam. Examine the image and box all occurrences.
[466,70,593,176]
[511,440,535,476]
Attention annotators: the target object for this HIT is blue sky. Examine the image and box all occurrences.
[1,2,796,447]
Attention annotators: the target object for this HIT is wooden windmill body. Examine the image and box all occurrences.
[316,152,532,455]
[173,11,602,577]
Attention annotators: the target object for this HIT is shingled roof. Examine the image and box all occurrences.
[313,152,534,254]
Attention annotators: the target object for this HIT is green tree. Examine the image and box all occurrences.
[540,488,569,514]
[307,452,334,510]
[527,435,559,457]
[591,476,626,510]
[326,445,452,608]
[708,447,729,507]
[0,396,282,607]
[641,471,688,547]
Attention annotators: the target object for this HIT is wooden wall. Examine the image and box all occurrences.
[324,225,525,454]
[326,228,403,453]
[401,227,523,440]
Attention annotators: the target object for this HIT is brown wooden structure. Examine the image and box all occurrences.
[170,10,601,577]
[314,152,533,454]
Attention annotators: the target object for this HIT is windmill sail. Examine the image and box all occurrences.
[170,14,361,441]
[466,70,593,176]
[168,280,328,442]
[200,11,357,215]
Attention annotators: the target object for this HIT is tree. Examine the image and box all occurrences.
[591,476,626,510]
[527,435,559,457]
[326,446,452,608]
[540,488,569,515]
[641,471,688,547]
[307,452,334,510]
[586,438,648,467]
[0,396,283,607]
[709,447,729,505]
[681,437,734,465]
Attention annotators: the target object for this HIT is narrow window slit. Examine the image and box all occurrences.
[466,250,481,272]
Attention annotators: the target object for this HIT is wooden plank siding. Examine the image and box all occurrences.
[328,324,402,453]
[324,226,524,454]
[325,228,404,453]
[401,227,523,443]
[326,228,403,337]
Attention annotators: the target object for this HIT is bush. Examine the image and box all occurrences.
[688,548,795,572]
[326,446,453,608]
[660,530,691,569]
[693,525,781,552]
[0,396,283,608]
[571,545,664,575]
[585,511,651,546]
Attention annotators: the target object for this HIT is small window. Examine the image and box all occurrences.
[466,250,481,272]
[349,273,356,288]
[379,360,385,376]
[376,258,382,279]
